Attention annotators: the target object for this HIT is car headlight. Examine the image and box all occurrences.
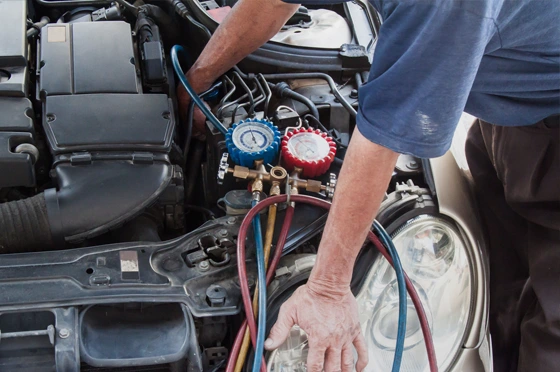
[267,215,472,372]
[357,215,472,371]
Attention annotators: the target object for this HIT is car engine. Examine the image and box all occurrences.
[0,1,486,372]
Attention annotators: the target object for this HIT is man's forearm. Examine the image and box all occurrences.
[187,0,300,91]
[309,129,399,293]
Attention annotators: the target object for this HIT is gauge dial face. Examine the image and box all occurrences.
[287,132,330,161]
[232,122,276,153]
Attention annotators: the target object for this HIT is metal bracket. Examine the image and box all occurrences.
[217,152,229,185]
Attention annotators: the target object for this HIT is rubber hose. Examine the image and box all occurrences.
[251,198,267,372]
[27,16,50,38]
[0,194,54,253]
[171,45,228,135]
[234,68,356,117]
[374,220,407,372]
[235,204,278,372]
[271,82,320,120]
[226,206,295,372]
[236,195,438,372]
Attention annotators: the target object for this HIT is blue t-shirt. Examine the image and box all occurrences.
[282,0,560,158]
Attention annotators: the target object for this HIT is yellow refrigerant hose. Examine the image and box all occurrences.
[234,203,278,372]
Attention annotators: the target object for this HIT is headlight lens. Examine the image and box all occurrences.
[356,215,472,371]
[267,215,472,372]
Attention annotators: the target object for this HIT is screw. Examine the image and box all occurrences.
[227,217,236,225]
[198,261,210,271]
[350,89,359,99]
[59,328,70,339]
[218,229,228,238]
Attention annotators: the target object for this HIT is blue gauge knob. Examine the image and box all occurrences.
[226,119,281,167]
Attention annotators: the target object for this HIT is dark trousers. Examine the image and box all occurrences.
[465,118,560,372]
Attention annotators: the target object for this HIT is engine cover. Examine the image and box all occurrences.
[36,21,177,243]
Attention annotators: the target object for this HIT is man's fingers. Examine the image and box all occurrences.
[353,333,369,372]
[324,347,342,372]
[341,344,355,372]
[306,340,327,372]
[264,302,295,350]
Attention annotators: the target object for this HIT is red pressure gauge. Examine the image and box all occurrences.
[281,128,337,178]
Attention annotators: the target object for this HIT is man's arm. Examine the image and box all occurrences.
[183,0,300,93]
[264,128,398,372]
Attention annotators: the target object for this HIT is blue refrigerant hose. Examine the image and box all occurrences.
[374,220,407,372]
[170,45,228,135]
[251,198,267,372]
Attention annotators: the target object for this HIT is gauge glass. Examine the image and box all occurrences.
[287,132,330,161]
[232,122,275,153]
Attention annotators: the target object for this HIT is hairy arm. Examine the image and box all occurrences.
[309,129,398,291]
[186,0,300,92]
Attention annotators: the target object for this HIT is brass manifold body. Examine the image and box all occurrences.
[217,153,336,198]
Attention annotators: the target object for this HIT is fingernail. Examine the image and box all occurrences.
[264,339,273,348]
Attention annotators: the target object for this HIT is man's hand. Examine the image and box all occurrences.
[265,281,369,372]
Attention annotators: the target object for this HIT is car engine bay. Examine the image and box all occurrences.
[0,0,487,371]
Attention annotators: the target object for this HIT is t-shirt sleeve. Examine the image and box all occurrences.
[357,1,496,158]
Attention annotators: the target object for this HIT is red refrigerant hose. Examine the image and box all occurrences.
[226,206,295,372]
[232,194,438,372]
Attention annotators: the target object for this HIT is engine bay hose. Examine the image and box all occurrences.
[235,203,278,372]
[226,206,295,372]
[270,82,319,120]
[0,193,54,253]
[374,220,407,372]
[250,198,267,372]
[170,45,228,135]
[235,195,438,372]
[234,68,357,117]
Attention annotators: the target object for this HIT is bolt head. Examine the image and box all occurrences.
[406,161,419,170]
[59,328,70,339]
[198,261,210,271]
[219,229,228,237]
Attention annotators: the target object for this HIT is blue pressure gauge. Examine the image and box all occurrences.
[226,119,281,167]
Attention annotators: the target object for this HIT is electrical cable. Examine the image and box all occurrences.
[226,207,295,372]
[171,45,228,135]
[235,195,438,372]
[374,220,407,372]
[235,203,278,372]
[184,204,216,220]
[250,198,267,372]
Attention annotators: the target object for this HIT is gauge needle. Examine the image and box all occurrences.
[249,128,257,144]
[296,139,314,154]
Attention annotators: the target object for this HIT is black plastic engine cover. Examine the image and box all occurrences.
[0,0,28,97]
[44,94,173,154]
[39,21,139,96]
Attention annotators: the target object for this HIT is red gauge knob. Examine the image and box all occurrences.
[281,128,337,178]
